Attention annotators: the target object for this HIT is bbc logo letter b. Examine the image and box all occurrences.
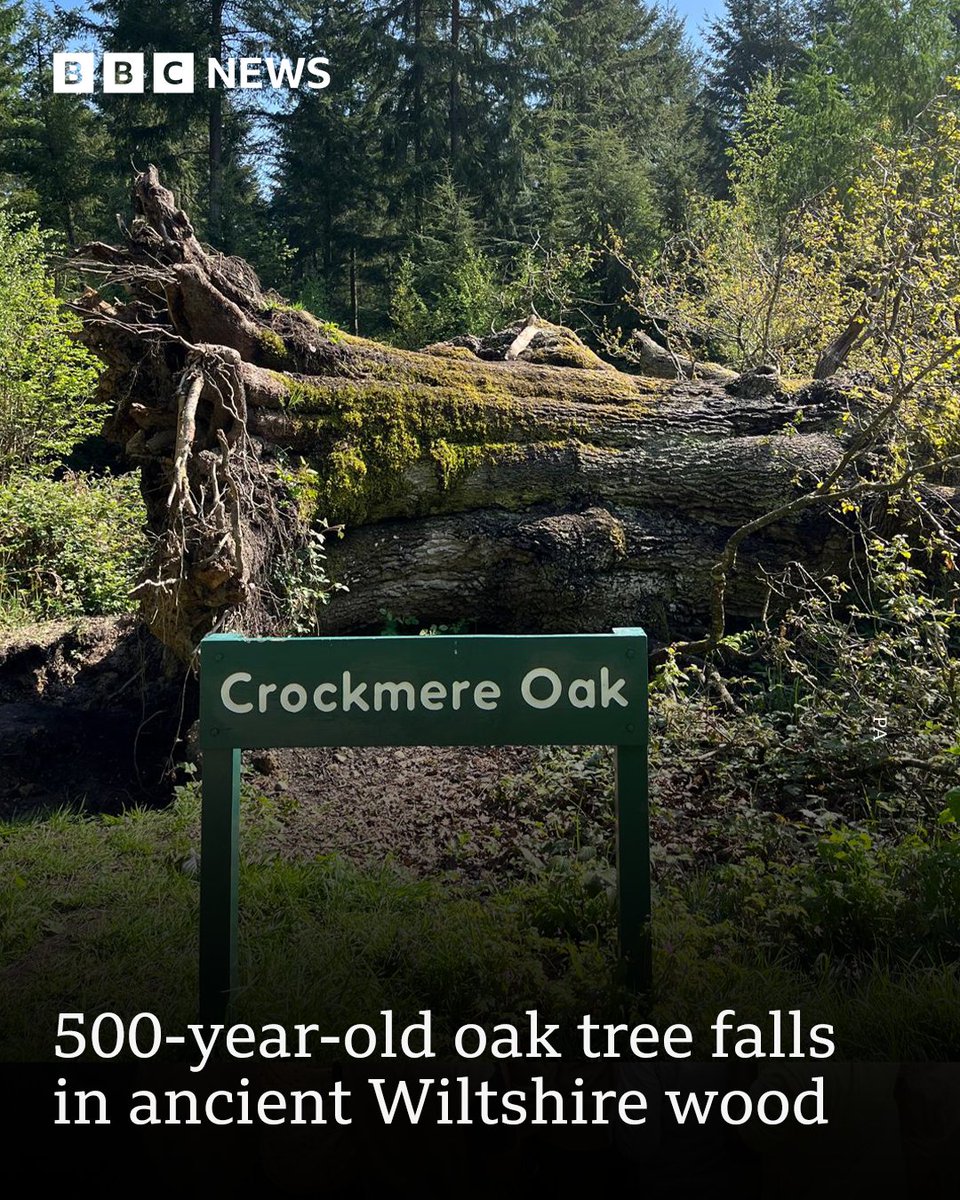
[104,53,145,93]
[53,52,94,93]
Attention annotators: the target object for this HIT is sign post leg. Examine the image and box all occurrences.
[200,747,241,1023]
[615,744,652,993]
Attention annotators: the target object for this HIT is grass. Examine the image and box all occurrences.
[2,776,960,1062]
[0,784,619,1061]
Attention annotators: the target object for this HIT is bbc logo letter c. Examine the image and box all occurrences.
[153,53,195,94]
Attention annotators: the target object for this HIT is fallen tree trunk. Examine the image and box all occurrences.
[73,169,876,663]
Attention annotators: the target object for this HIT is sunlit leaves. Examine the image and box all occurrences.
[0,213,102,481]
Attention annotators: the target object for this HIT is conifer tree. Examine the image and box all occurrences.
[706,0,808,132]
[0,3,112,244]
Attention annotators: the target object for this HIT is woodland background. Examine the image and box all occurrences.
[1,1,960,1076]
[2,1,957,344]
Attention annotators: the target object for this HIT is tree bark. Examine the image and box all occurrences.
[450,0,461,162]
[73,168,875,663]
[208,0,224,245]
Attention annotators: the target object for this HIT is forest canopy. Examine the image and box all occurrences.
[1,0,957,345]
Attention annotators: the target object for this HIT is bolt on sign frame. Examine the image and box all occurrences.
[199,629,649,1021]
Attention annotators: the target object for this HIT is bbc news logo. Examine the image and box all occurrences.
[53,52,331,94]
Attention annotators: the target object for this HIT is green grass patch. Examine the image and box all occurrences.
[2,774,959,1061]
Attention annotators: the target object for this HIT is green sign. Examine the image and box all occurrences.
[198,630,650,1020]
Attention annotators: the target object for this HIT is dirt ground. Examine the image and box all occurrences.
[0,617,183,819]
[246,743,544,874]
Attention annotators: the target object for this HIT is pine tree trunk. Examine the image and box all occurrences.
[450,0,461,161]
[208,0,224,244]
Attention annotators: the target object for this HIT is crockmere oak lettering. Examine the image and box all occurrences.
[219,666,628,715]
[199,631,649,1020]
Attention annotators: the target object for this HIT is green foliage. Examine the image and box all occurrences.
[0,777,622,1058]
[390,233,600,348]
[0,0,22,104]
[275,527,347,636]
[510,241,597,328]
[0,0,957,1067]
[658,537,958,824]
[822,0,960,133]
[616,72,853,371]
[515,1,702,318]
[625,523,960,1035]
[706,0,960,157]
[617,201,845,373]
[774,43,868,204]
[379,611,470,637]
[0,472,146,621]
[712,824,960,964]
[272,450,349,634]
[389,175,506,346]
[0,3,118,245]
[388,255,434,348]
[0,179,140,626]
[4,753,960,1058]
[706,0,809,132]
[265,1,703,334]
[830,85,960,448]
[0,212,102,479]
[0,0,955,349]
[619,76,960,390]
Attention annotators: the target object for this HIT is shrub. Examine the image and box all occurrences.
[0,211,103,480]
[0,471,147,621]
